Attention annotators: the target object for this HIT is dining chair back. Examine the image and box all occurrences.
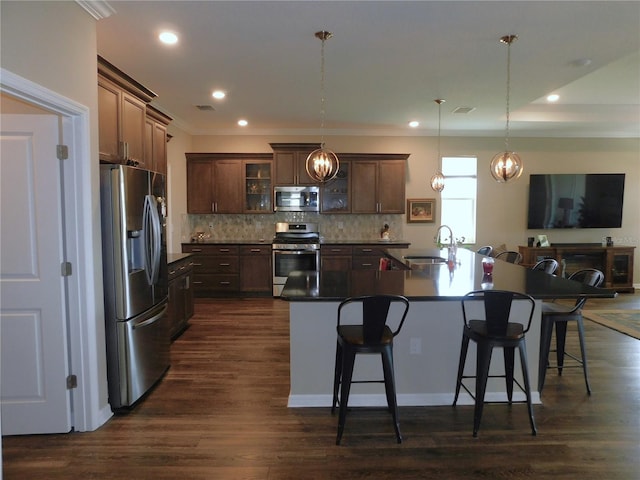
[531,258,559,274]
[494,250,523,264]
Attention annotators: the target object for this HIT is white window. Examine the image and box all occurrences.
[440,156,477,244]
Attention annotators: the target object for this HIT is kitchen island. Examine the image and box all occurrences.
[280,247,615,408]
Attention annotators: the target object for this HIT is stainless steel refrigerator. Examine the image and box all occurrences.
[100,164,170,409]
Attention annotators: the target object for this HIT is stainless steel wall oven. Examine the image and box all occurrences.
[272,222,320,296]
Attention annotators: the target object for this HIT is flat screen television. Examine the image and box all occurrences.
[527,173,625,229]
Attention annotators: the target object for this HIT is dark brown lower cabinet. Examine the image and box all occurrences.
[240,245,272,294]
[168,256,194,340]
[182,243,272,297]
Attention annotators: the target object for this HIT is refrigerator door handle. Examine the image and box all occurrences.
[143,195,162,285]
[132,303,168,330]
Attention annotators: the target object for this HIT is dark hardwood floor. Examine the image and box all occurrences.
[3,293,640,479]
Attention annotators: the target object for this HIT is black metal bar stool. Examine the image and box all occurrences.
[453,290,537,437]
[538,268,604,395]
[331,295,410,445]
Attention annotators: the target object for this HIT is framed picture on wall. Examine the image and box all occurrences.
[537,234,550,247]
[407,198,435,223]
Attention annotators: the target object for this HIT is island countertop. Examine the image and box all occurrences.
[281,247,616,301]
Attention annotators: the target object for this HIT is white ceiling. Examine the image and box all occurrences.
[95,1,640,138]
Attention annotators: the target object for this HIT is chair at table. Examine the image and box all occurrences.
[538,268,604,395]
[495,250,523,264]
[453,290,537,437]
[476,246,493,256]
[332,295,410,445]
[531,258,559,275]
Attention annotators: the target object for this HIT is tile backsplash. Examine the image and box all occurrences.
[184,213,405,243]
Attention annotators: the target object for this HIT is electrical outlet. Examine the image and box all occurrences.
[338,222,344,229]
[410,337,422,355]
[208,222,214,229]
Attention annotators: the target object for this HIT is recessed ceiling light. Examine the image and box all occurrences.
[212,90,226,100]
[158,31,178,45]
[238,119,248,127]
[546,94,560,102]
[408,121,420,128]
[569,58,592,68]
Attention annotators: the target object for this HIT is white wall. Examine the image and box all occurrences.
[172,134,640,283]
[1,1,110,429]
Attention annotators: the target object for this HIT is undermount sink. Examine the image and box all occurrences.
[404,256,448,269]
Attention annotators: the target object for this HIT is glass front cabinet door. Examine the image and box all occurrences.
[321,161,350,213]
[244,160,272,213]
[606,247,635,292]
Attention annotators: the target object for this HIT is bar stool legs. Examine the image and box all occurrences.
[332,342,402,445]
[455,336,536,437]
[539,316,592,395]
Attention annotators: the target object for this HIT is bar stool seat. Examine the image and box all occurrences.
[331,295,410,445]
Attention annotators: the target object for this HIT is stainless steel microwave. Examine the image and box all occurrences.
[274,186,319,212]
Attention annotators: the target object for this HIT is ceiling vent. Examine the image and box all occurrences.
[453,106,476,114]
[195,104,215,111]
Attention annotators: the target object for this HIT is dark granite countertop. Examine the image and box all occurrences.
[281,248,617,301]
[181,240,271,246]
[320,239,410,246]
[168,252,193,264]
[182,239,410,246]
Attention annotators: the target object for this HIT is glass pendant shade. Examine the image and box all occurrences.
[306,147,339,183]
[430,171,445,192]
[490,151,523,183]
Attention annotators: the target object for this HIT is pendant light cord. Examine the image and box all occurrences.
[505,39,511,152]
[437,100,442,160]
[319,32,329,147]
[500,34,517,152]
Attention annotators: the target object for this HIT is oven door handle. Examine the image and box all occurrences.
[273,249,318,254]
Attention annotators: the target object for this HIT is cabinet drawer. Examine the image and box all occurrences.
[183,244,239,255]
[168,258,193,280]
[321,245,352,255]
[353,246,385,256]
[352,256,381,270]
[192,256,239,274]
[192,274,239,293]
[240,245,271,256]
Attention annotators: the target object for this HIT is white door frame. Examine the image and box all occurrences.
[1,68,112,432]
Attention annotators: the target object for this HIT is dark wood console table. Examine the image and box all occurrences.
[519,244,635,293]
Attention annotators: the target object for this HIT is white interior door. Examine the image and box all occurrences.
[0,114,72,435]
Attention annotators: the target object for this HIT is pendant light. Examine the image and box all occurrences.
[305,30,340,183]
[430,99,446,192]
[490,34,524,183]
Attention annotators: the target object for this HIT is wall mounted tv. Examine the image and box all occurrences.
[527,173,625,229]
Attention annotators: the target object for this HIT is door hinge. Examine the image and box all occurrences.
[66,374,77,389]
[61,262,72,276]
[57,144,69,160]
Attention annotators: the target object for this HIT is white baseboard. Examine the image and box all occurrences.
[288,391,541,408]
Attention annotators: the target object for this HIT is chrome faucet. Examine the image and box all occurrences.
[434,224,454,248]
